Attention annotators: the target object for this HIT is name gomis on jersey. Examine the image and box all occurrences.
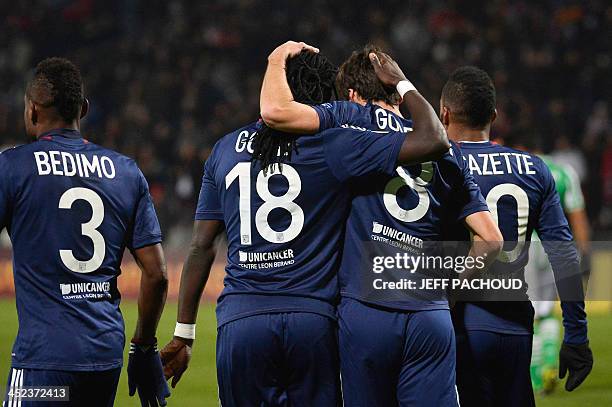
[33,151,116,179]
[466,152,536,176]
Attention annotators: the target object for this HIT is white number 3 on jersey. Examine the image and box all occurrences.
[58,187,106,273]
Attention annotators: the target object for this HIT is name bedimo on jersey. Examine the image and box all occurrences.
[33,151,116,179]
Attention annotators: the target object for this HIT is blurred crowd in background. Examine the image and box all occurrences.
[1,0,610,247]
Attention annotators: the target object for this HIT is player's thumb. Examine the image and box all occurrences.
[171,364,188,388]
[369,53,382,71]
[171,373,182,389]
[127,366,136,396]
[558,356,568,379]
[128,377,136,396]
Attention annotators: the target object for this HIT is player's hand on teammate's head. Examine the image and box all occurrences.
[128,340,171,406]
[160,337,193,388]
[268,41,319,65]
[559,341,593,391]
[369,51,407,87]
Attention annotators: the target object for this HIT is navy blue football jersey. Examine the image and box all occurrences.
[311,101,489,311]
[0,129,162,371]
[452,141,586,343]
[196,121,406,326]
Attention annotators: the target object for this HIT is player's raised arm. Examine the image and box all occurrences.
[160,219,224,388]
[260,41,322,133]
[369,52,450,164]
[322,124,446,182]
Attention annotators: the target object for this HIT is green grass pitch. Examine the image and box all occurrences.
[0,299,610,406]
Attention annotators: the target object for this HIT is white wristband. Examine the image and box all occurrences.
[174,322,196,340]
[396,80,417,98]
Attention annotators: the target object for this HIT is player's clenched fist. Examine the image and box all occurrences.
[160,337,193,388]
[128,340,171,406]
[268,40,319,65]
[559,341,593,391]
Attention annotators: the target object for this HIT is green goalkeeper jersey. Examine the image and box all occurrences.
[540,155,585,213]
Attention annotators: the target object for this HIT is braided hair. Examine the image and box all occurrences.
[251,50,337,174]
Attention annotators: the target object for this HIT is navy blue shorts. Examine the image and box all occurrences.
[3,367,120,407]
[455,330,535,407]
[338,298,458,407]
[216,312,341,407]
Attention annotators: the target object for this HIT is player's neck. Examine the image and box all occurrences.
[35,120,80,138]
[372,100,403,117]
[351,94,403,117]
[446,123,490,143]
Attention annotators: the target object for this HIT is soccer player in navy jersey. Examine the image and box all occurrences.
[157,41,491,406]
[258,43,503,406]
[0,58,170,406]
[440,66,593,406]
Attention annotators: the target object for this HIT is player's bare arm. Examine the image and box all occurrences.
[461,211,504,280]
[568,209,590,253]
[161,219,224,388]
[369,52,450,165]
[132,243,169,343]
[260,41,322,133]
[129,242,171,406]
[567,209,591,259]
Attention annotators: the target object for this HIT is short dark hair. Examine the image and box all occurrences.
[251,50,337,174]
[441,66,496,129]
[335,44,400,105]
[26,57,84,122]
